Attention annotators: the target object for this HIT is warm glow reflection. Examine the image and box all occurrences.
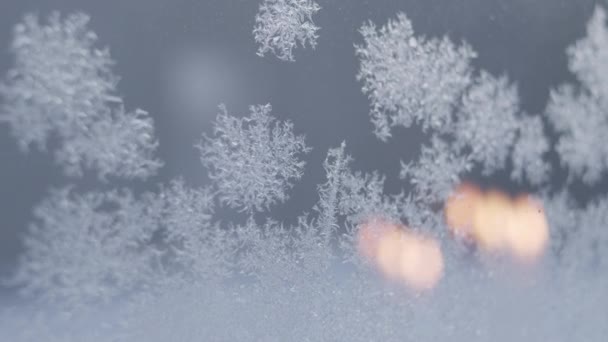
[397,233,444,290]
[473,190,512,251]
[357,219,444,291]
[505,195,549,261]
[444,182,482,239]
[444,183,549,262]
[357,218,395,261]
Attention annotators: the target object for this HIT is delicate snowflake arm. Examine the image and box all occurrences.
[547,86,608,184]
[0,12,161,180]
[545,6,608,184]
[56,106,162,179]
[157,180,234,282]
[253,0,321,62]
[454,71,520,175]
[546,192,608,274]
[198,104,310,213]
[510,115,550,185]
[314,142,351,241]
[401,137,471,204]
[356,13,476,140]
[568,6,608,100]
[339,170,409,226]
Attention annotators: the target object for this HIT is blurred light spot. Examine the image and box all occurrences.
[397,232,444,291]
[505,195,549,262]
[357,218,395,261]
[357,219,444,291]
[445,183,549,263]
[444,182,482,239]
[164,47,242,123]
[472,190,512,252]
[376,228,406,280]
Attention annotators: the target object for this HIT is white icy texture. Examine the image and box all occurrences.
[356,13,476,140]
[546,7,608,184]
[197,104,310,212]
[1,6,608,342]
[253,0,320,61]
[0,13,161,180]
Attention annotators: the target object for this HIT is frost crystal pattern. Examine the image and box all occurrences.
[546,7,608,184]
[198,104,310,212]
[0,13,161,179]
[12,188,160,305]
[253,0,321,61]
[1,5,608,342]
[356,13,476,140]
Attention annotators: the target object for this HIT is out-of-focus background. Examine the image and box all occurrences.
[0,0,596,283]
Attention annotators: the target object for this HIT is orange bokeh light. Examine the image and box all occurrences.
[357,218,398,260]
[444,183,550,262]
[444,182,483,239]
[472,190,513,252]
[357,219,444,291]
[397,233,444,291]
[505,195,549,262]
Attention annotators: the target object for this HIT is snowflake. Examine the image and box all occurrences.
[314,142,351,241]
[0,12,161,180]
[454,71,520,175]
[11,187,161,306]
[157,179,234,282]
[198,104,310,212]
[546,8,608,184]
[567,6,608,100]
[546,192,608,275]
[253,0,321,62]
[510,115,550,185]
[401,137,472,204]
[356,13,476,140]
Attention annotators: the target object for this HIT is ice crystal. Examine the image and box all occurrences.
[314,142,351,241]
[546,192,608,275]
[547,87,608,184]
[253,0,321,62]
[156,180,233,282]
[198,104,310,213]
[510,115,550,185]
[546,6,608,184]
[0,12,161,180]
[12,187,161,306]
[453,72,520,175]
[356,13,476,140]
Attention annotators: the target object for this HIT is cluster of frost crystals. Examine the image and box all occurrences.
[401,137,471,204]
[356,13,476,140]
[11,187,161,306]
[568,7,608,100]
[198,104,310,212]
[312,143,411,227]
[157,180,234,282]
[454,72,520,174]
[546,7,608,184]
[0,12,161,180]
[253,0,321,62]
[56,105,161,180]
[570,197,608,273]
[510,115,550,185]
[357,11,555,201]
[546,192,608,276]
[4,6,608,342]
